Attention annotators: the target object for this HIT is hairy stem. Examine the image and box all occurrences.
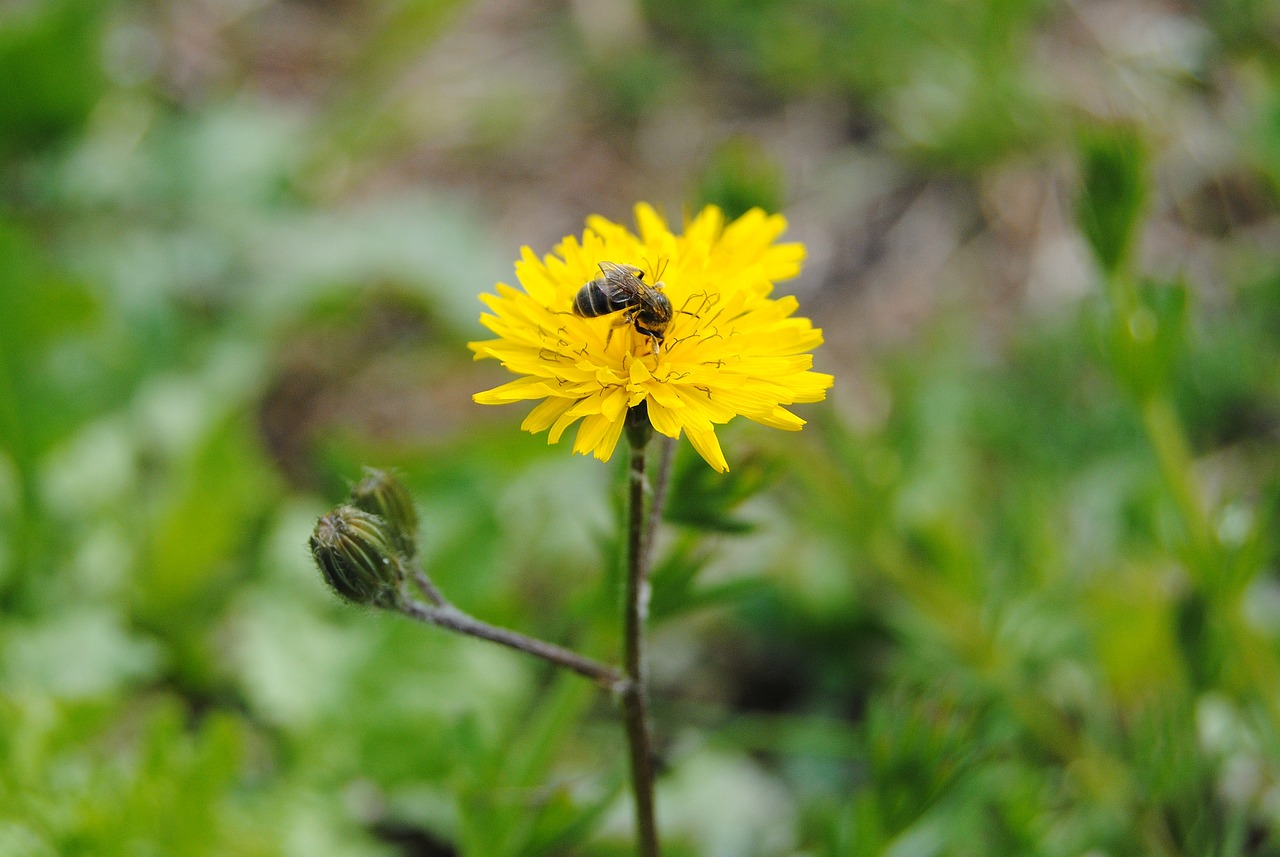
[397,593,626,692]
[622,437,660,856]
[409,566,448,607]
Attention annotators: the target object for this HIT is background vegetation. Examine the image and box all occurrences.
[2,0,1280,854]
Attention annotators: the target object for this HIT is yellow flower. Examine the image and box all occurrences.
[469,204,833,472]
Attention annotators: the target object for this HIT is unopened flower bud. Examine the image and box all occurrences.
[310,505,405,607]
[349,467,419,558]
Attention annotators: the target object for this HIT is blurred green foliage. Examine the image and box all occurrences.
[644,0,1053,167]
[0,0,105,158]
[2,0,1280,855]
[694,138,785,223]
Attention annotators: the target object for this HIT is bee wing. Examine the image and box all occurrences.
[597,260,638,278]
[596,261,645,303]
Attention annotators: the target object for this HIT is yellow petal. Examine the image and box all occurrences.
[685,424,729,473]
[548,408,583,444]
[521,397,577,433]
[474,377,558,404]
[647,399,684,439]
[593,413,627,462]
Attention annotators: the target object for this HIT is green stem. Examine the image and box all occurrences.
[1103,270,1219,589]
[0,342,33,611]
[1140,395,1218,584]
[622,434,660,857]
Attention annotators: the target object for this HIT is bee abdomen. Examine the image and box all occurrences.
[573,280,615,317]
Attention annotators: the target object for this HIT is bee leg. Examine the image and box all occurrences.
[633,324,663,356]
[605,315,628,350]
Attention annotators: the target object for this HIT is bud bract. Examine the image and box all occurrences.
[349,467,419,558]
[310,505,405,607]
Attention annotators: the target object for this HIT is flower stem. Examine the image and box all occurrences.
[1102,269,1221,590]
[397,592,626,692]
[622,435,661,856]
[1140,394,1219,586]
[410,566,448,607]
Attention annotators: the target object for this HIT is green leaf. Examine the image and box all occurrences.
[649,538,772,625]
[1076,125,1147,275]
[664,448,781,533]
[648,539,713,623]
[0,221,100,465]
[0,0,106,156]
[694,138,785,221]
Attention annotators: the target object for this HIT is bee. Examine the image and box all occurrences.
[573,261,674,354]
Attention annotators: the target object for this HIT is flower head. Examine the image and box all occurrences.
[469,204,833,472]
[349,467,419,559]
[310,505,406,607]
